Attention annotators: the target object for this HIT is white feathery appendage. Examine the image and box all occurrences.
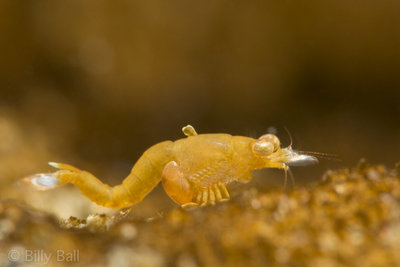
[17,173,60,191]
[286,152,319,166]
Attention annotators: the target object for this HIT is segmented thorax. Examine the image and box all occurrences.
[172,134,235,188]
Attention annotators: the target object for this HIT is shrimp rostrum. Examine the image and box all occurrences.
[21,125,317,209]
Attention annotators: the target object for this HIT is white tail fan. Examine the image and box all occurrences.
[17,173,60,191]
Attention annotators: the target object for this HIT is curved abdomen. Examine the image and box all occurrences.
[118,140,174,206]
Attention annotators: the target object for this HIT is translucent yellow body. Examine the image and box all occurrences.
[31,125,314,209]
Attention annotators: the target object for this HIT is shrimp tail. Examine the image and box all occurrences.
[18,141,174,209]
[17,172,62,191]
[17,162,85,191]
[47,162,135,209]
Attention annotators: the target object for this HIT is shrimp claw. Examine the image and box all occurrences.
[161,161,196,207]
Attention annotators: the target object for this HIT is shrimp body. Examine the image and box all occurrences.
[167,134,258,207]
[22,125,317,209]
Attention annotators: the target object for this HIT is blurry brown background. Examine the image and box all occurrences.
[1,1,400,212]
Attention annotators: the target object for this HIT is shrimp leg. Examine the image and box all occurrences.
[191,183,230,206]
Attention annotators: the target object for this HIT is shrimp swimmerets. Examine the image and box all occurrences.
[19,125,318,209]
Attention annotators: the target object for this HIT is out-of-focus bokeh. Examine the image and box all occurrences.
[1,1,400,212]
[1,2,400,267]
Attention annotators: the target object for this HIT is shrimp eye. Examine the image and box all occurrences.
[258,134,280,152]
[252,140,275,156]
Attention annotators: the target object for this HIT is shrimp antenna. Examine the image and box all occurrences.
[283,167,295,189]
[295,150,341,161]
[288,168,295,187]
[283,168,288,189]
[283,126,293,148]
[295,150,339,157]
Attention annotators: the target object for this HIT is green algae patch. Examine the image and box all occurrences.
[1,161,400,266]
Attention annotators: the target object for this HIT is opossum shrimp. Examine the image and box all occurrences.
[19,125,317,209]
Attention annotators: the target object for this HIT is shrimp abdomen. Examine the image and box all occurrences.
[24,141,175,209]
[121,141,174,204]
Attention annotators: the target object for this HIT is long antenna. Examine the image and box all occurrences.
[283,168,288,189]
[283,126,293,148]
[288,168,295,187]
[283,167,295,189]
[295,150,341,161]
